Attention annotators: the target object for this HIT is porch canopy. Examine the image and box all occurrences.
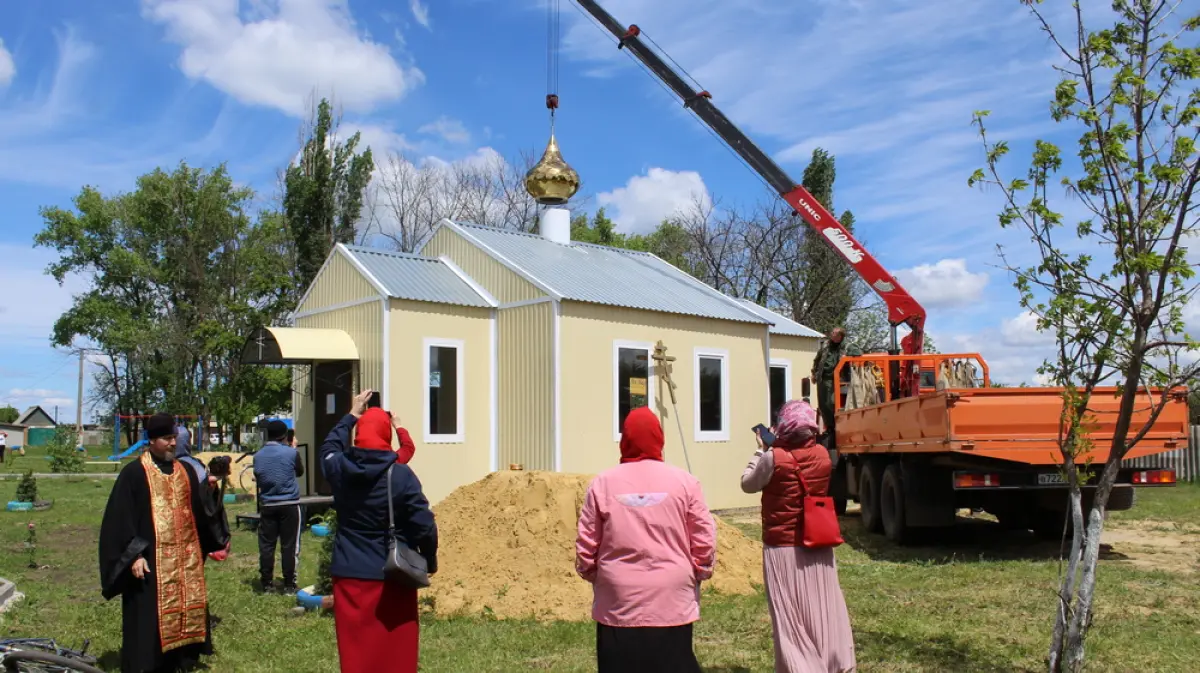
[240,326,359,365]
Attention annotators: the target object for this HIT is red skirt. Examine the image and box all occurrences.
[332,577,419,673]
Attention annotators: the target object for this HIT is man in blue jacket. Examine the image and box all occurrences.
[253,420,305,594]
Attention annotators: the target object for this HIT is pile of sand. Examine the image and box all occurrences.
[425,470,763,622]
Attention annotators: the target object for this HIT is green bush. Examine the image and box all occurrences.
[314,510,338,596]
[47,428,85,474]
[16,470,38,502]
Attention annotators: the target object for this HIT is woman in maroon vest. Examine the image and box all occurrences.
[741,400,856,673]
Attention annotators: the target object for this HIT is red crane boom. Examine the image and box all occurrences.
[571,0,927,392]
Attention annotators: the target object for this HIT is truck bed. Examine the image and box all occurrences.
[835,387,1191,465]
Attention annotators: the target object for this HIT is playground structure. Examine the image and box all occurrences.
[108,414,202,461]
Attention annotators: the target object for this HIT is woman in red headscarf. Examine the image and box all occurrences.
[740,400,856,673]
[575,407,717,673]
[318,390,438,673]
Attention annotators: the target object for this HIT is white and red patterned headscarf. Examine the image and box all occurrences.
[774,400,819,448]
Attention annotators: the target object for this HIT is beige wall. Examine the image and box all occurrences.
[558,301,770,510]
[298,250,377,313]
[497,300,555,471]
[421,226,546,304]
[387,299,493,505]
[770,334,821,407]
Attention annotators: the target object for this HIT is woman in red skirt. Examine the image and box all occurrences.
[318,390,439,673]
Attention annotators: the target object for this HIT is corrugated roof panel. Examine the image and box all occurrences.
[451,223,769,325]
[735,299,823,338]
[341,245,493,308]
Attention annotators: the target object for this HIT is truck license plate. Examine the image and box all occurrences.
[1038,472,1067,485]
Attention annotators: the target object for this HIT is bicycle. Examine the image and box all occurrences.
[235,450,258,492]
[0,638,104,673]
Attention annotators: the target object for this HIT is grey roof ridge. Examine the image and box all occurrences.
[342,244,442,263]
[627,252,771,324]
[441,220,765,324]
[439,220,564,300]
[735,298,822,337]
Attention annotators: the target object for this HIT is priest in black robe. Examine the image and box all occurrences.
[99,413,229,673]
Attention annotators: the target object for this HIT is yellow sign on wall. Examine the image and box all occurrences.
[629,377,647,397]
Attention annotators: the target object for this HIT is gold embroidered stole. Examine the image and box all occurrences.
[141,451,209,652]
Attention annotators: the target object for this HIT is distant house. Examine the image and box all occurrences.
[242,219,823,509]
[17,406,56,428]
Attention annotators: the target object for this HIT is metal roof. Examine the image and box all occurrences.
[341,245,493,308]
[735,299,823,338]
[449,222,769,325]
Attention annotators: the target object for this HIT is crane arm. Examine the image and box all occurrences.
[572,0,926,357]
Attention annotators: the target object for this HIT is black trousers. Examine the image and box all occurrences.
[258,503,302,586]
[596,622,701,673]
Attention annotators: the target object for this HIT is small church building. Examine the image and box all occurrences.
[243,217,822,510]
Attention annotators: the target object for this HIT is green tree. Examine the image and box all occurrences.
[970,3,1199,670]
[0,405,17,423]
[46,428,84,474]
[788,149,861,334]
[286,97,375,293]
[16,470,38,503]
[36,163,293,445]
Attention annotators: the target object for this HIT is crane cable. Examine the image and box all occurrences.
[546,0,562,131]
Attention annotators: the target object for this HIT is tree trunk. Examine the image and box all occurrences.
[1048,487,1085,671]
[1063,505,1106,671]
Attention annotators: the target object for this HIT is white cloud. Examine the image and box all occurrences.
[410,0,431,30]
[142,0,424,117]
[418,116,469,144]
[0,38,15,86]
[597,167,710,235]
[893,259,988,308]
[1000,310,1053,347]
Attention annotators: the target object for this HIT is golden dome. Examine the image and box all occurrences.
[524,134,580,205]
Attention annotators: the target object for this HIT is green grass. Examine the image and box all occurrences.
[1,479,1197,672]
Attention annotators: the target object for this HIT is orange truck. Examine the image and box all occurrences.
[829,353,1189,542]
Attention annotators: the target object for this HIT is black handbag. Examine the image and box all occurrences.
[382,464,431,589]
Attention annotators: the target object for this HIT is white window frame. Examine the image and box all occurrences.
[423,337,466,443]
[613,340,656,442]
[769,358,793,412]
[694,347,730,442]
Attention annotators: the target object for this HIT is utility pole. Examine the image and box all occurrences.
[76,348,85,439]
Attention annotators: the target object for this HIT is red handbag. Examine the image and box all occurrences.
[793,456,844,549]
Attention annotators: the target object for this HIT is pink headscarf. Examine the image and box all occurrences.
[774,400,819,448]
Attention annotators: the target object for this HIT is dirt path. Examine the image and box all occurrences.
[1101,520,1200,575]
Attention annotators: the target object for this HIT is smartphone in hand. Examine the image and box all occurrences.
[751,423,776,447]
[367,391,382,409]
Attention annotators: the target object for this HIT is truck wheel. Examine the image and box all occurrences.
[859,461,884,533]
[880,464,909,544]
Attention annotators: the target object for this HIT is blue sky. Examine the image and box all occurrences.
[0,0,1193,423]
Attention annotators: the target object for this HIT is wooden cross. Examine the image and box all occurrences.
[651,340,678,404]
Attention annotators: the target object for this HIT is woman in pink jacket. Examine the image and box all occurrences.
[576,406,717,673]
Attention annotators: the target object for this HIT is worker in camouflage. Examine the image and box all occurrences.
[811,327,862,446]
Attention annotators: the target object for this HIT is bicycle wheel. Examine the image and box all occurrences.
[238,465,256,492]
[1,650,105,673]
